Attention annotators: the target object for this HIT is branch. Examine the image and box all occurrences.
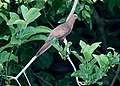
[8,0,79,85]
[104,19,120,26]
[5,46,14,76]
[23,72,31,86]
[64,0,85,86]
[110,64,120,86]
[32,72,53,86]
[66,0,78,21]
[63,39,85,86]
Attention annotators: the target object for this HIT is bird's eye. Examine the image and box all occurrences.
[74,14,78,18]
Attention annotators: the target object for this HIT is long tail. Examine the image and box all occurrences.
[35,42,52,57]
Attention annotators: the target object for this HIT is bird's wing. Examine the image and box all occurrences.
[47,23,71,41]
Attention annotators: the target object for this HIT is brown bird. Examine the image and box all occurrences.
[35,14,78,57]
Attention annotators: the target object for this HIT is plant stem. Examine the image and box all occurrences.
[5,46,14,77]
[110,64,120,86]
[32,71,53,86]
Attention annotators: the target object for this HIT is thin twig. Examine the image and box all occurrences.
[67,56,85,86]
[0,80,2,86]
[5,46,14,76]
[63,0,85,85]
[16,79,21,86]
[23,72,31,86]
[32,72,53,86]
[47,20,55,29]
[110,64,120,86]
[8,76,21,86]
[64,39,84,86]
[15,56,38,79]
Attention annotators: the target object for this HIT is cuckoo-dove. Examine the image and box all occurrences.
[35,14,78,57]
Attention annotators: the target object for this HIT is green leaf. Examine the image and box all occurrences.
[61,42,72,59]
[4,0,10,3]
[13,19,27,32]
[7,13,27,34]
[85,5,91,11]
[34,0,47,9]
[7,12,20,25]
[79,40,87,49]
[79,40,101,62]
[0,13,16,34]
[51,37,63,52]
[58,18,66,23]
[51,37,71,59]
[0,63,3,72]
[97,81,103,85]
[107,51,120,66]
[23,7,41,24]
[82,10,91,18]
[0,2,3,8]
[91,66,101,83]
[21,26,36,40]
[89,19,92,30]
[0,43,13,52]
[0,17,4,24]
[87,0,93,4]
[82,10,86,19]
[34,2,45,9]
[0,35,9,41]
[56,4,66,14]
[90,42,102,54]
[71,70,85,79]
[71,51,85,63]
[51,37,73,59]
[93,0,97,3]
[93,54,109,69]
[0,13,8,22]
[108,0,116,12]
[21,26,52,41]
[107,47,115,51]
[0,51,18,64]
[8,19,27,35]
[79,3,84,11]
[64,42,72,52]
[21,5,29,20]
[117,0,120,8]
[36,26,52,33]
[28,35,48,42]
[47,0,54,6]
[87,59,97,74]
[8,64,21,75]
[10,34,22,45]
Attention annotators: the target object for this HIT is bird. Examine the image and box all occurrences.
[35,14,78,57]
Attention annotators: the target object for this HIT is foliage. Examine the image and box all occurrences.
[71,40,119,85]
[103,0,120,12]
[51,38,119,85]
[0,0,120,86]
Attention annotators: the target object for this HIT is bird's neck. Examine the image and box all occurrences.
[67,18,75,29]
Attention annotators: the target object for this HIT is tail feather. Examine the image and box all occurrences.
[35,42,52,57]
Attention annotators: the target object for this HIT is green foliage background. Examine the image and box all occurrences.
[0,0,120,86]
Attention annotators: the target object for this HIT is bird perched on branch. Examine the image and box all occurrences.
[35,14,78,57]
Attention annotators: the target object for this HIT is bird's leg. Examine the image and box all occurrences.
[60,36,66,41]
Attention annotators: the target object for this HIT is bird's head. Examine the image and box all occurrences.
[67,14,78,24]
[72,14,78,20]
